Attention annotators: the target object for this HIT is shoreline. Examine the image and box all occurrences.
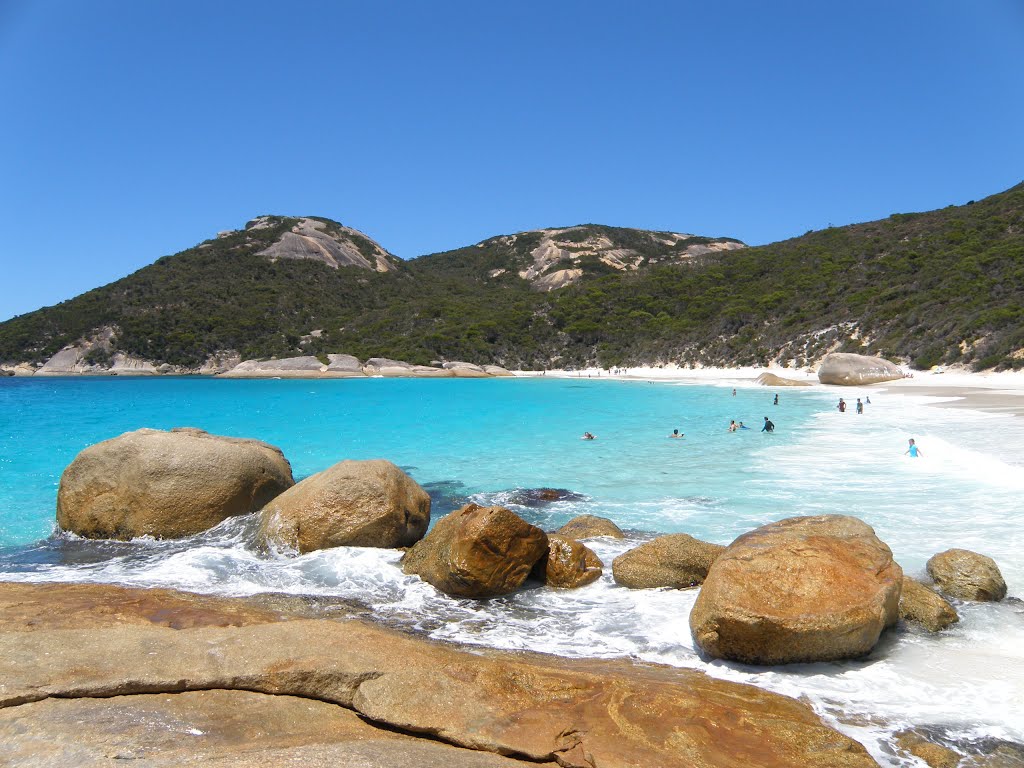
[516,364,1024,416]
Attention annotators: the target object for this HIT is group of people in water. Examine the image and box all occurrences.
[583,390,922,455]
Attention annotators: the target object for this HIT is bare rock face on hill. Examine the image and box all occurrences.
[56,428,294,540]
[253,216,397,272]
[258,459,430,553]
[0,581,880,768]
[926,548,1007,602]
[690,515,902,665]
[485,226,745,292]
[817,353,904,385]
[613,534,725,589]
[401,504,548,597]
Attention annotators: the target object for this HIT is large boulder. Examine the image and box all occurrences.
[56,428,294,540]
[219,356,326,378]
[258,459,430,553]
[689,515,902,665]
[899,576,959,631]
[926,548,1007,601]
[324,353,365,376]
[533,534,603,588]
[401,504,548,598]
[613,534,725,589]
[443,361,490,378]
[817,353,904,385]
[556,514,625,539]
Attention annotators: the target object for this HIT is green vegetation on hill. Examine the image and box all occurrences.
[2,183,1023,371]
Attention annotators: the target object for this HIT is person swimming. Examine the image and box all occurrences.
[669,429,684,438]
[738,421,750,429]
[905,438,922,457]
[582,432,596,440]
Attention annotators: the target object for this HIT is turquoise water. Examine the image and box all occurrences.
[0,376,825,546]
[1,376,1022,764]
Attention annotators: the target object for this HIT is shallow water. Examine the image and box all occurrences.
[1,376,1021,764]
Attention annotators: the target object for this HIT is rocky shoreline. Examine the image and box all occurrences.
[0,581,878,768]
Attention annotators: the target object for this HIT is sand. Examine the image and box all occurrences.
[514,364,1024,417]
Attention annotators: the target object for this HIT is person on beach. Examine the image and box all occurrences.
[582,432,596,440]
[669,429,684,438]
[728,420,738,432]
[773,394,779,405]
[762,417,775,433]
[905,438,922,457]
[856,398,864,414]
[837,398,847,413]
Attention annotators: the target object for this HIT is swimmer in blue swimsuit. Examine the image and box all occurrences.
[905,438,922,457]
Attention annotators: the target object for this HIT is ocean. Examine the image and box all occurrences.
[1,375,1021,764]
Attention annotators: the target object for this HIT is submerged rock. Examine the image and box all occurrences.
[817,353,904,385]
[894,730,962,768]
[258,459,430,553]
[506,487,586,507]
[613,534,725,589]
[533,534,603,588]
[926,548,1007,602]
[556,514,624,539]
[56,428,294,540]
[401,504,548,598]
[899,576,959,631]
[689,515,902,665]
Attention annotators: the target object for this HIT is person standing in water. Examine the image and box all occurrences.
[669,429,684,438]
[773,393,779,405]
[762,417,775,433]
[856,398,864,414]
[837,398,847,413]
[905,438,922,457]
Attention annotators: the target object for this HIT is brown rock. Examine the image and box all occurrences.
[0,582,878,768]
[401,504,548,597]
[895,730,962,768]
[613,533,725,589]
[927,548,1007,601]
[755,372,812,386]
[690,515,903,664]
[555,514,625,539]
[534,534,603,588]
[0,690,540,767]
[817,353,904,385]
[56,428,294,540]
[258,459,430,553]
[899,576,959,631]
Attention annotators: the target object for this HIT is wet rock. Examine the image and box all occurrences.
[57,428,294,540]
[258,459,430,553]
[401,504,548,598]
[556,514,625,539]
[507,487,586,507]
[899,576,959,631]
[927,548,1007,602]
[533,534,603,588]
[817,353,904,385]
[0,582,880,768]
[613,534,725,589]
[690,515,902,665]
[895,730,962,768]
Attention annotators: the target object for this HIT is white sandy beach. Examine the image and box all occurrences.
[517,363,1024,416]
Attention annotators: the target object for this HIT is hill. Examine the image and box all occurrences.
[1,183,1022,372]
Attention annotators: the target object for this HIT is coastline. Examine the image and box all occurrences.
[516,364,1024,417]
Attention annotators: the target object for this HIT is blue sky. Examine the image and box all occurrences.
[1,1,1022,321]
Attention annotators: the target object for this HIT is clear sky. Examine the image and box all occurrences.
[1,1,1023,321]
